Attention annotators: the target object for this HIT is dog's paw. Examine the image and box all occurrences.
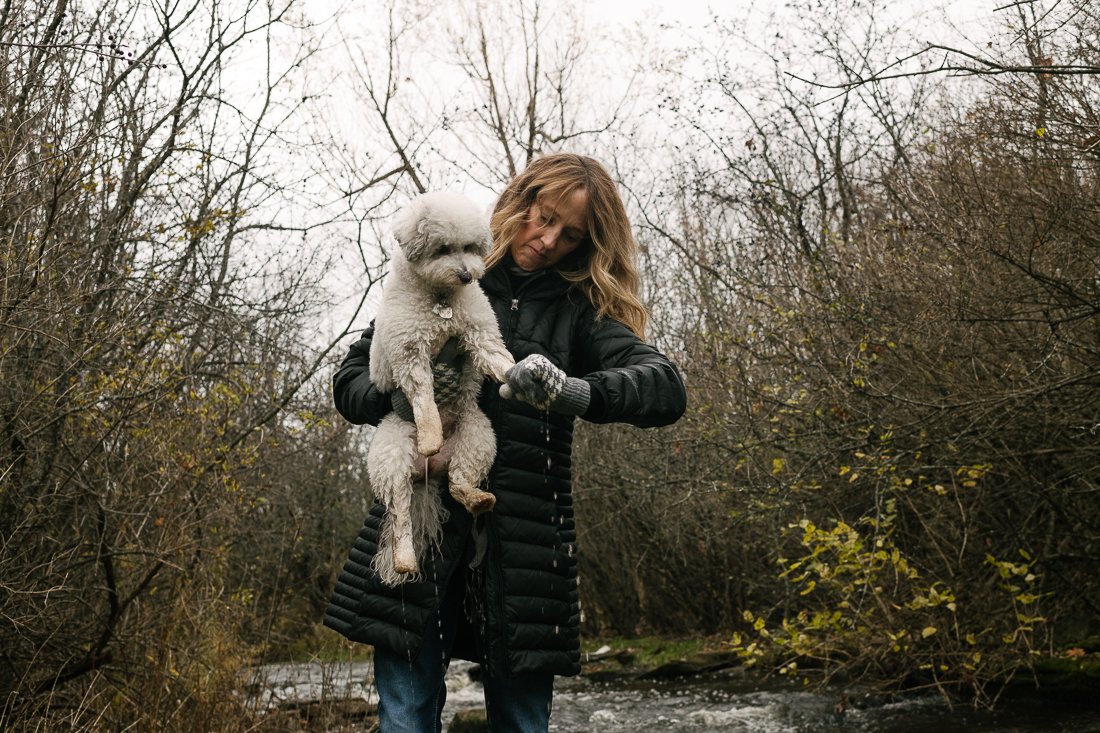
[452,486,496,516]
[394,536,418,575]
[469,491,496,516]
[417,426,444,456]
[488,354,515,384]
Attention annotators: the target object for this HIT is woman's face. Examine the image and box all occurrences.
[509,188,589,272]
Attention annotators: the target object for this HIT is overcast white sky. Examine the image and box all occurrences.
[283,0,1010,338]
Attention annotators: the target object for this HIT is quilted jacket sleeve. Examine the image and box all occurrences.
[577,317,687,428]
[332,324,392,426]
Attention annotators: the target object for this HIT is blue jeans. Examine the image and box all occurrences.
[373,605,554,733]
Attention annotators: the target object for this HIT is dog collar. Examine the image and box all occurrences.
[432,302,453,320]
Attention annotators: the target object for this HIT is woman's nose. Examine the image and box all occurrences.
[539,225,560,248]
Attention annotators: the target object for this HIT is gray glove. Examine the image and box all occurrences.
[391,337,464,421]
[498,354,591,415]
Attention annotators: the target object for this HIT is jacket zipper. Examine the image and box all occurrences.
[488,271,552,674]
[481,289,520,676]
[492,296,521,675]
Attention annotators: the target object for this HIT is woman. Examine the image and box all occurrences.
[324,153,687,733]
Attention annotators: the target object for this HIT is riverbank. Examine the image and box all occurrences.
[272,626,1100,699]
[250,629,1100,732]
[247,643,1100,733]
[579,635,744,681]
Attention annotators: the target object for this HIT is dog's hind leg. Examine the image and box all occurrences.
[389,485,418,576]
[446,408,497,516]
[367,415,421,581]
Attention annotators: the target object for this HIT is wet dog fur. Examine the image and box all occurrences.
[367,191,514,586]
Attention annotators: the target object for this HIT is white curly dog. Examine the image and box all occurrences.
[367,191,514,586]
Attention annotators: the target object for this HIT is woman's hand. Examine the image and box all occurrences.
[499,354,591,415]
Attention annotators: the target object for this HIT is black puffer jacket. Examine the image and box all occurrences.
[323,262,686,676]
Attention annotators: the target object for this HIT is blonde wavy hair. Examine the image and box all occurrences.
[486,153,648,339]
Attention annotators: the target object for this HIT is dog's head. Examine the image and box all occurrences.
[391,191,492,292]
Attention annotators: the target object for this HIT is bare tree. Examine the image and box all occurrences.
[570,0,1100,703]
[0,0,373,729]
[795,0,1100,88]
[329,0,633,202]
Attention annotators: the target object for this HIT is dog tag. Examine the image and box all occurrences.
[432,303,453,320]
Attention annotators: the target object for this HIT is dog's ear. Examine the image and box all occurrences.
[392,199,436,262]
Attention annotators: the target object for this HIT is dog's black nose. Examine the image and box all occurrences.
[458,270,473,284]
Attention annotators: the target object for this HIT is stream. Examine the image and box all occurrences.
[249,660,1100,732]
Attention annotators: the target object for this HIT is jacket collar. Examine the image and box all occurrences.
[481,254,572,302]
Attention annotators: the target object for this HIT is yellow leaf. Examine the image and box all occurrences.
[921,626,938,638]
[772,458,786,475]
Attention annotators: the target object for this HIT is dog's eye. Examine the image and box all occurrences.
[464,243,479,253]
[436,245,450,256]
